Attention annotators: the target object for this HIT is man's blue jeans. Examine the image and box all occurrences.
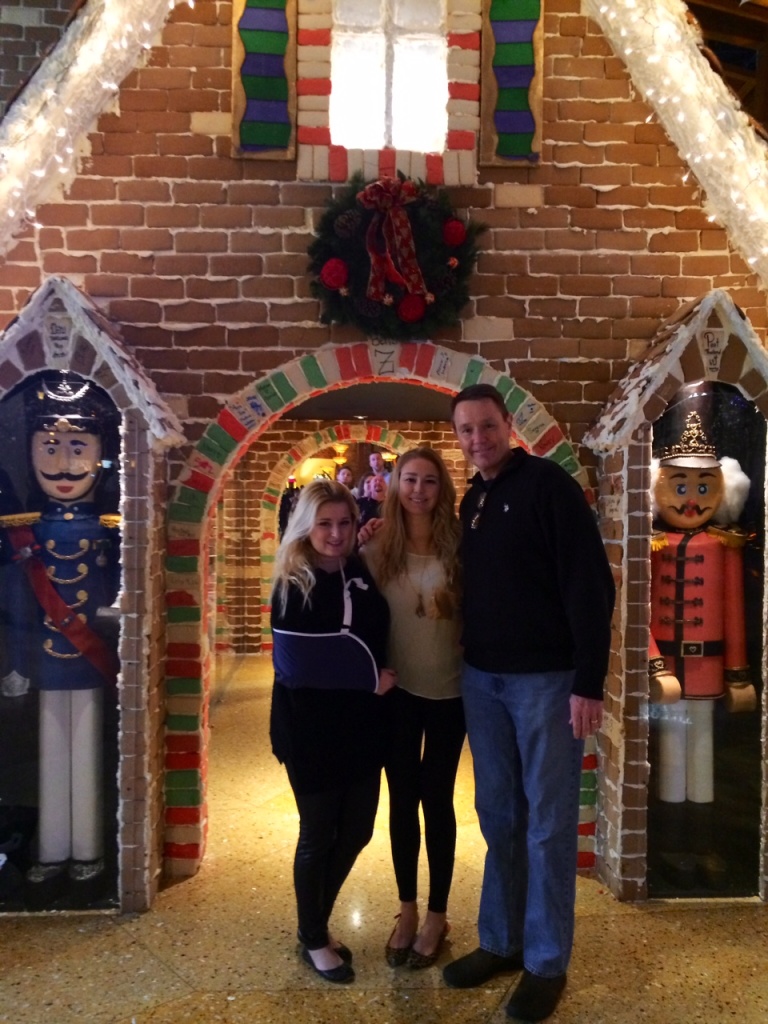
[461,663,584,978]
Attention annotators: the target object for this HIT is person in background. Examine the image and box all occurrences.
[269,480,397,985]
[335,465,354,489]
[357,472,388,529]
[442,384,615,1023]
[369,450,391,483]
[362,447,464,971]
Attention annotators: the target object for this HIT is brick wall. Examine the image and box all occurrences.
[0,0,72,118]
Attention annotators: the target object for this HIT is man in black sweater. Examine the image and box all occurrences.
[442,384,615,1022]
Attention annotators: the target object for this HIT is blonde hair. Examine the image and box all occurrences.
[271,479,359,613]
[375,447,461,594]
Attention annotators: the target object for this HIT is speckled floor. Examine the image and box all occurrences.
[1,654,766,1024]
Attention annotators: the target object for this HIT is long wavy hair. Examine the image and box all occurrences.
[375,447,461,595]
[271,479,359,613]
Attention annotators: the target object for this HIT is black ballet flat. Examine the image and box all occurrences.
[296,932,353,965]
[334,942,353,964]
[300,945,355,984]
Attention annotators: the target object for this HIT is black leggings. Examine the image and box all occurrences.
[384,688,466,913]
[290,773,380,950]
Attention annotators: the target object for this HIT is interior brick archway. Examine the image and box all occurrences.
[162,339,595,879]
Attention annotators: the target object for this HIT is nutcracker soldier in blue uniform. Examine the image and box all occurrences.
[0,373,120,908]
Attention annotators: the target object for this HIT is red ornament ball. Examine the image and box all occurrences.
[319,257,349,290]
[442,218,467,247]
[397,293,427,323]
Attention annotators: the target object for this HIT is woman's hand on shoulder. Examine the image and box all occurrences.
[376,668,398,695]
[358,517,384,548]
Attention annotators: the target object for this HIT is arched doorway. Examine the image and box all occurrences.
[162,340,592,879]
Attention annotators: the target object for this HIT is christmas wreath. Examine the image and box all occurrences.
[308,173,485,341]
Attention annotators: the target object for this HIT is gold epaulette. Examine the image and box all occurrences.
[0,512,41,528]
[707,525,749,548]
[100,514,121,530]
[651,531,669,553]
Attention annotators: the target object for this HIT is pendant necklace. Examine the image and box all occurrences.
[406,555,430,618]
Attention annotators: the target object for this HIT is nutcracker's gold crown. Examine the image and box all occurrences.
[656,411,719,467]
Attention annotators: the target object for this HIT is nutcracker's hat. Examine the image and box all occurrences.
[25,373,116,438]
[656,411,720,469]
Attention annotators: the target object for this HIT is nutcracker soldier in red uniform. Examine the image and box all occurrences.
[0,374,120,909]
[649,410,755,887]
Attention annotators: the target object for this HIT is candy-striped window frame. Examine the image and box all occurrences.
[231,0,541,185]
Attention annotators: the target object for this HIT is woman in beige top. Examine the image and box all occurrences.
[362,447,464,969]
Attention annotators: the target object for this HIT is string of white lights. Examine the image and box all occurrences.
[0,0,193,258]
[583,0,768,290]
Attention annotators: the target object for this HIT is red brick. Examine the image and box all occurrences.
[175,231,228,253]
[103,133,159,156]
[511,209,562,231]
[209,255,263,277]
[108,299,163,323]
[67,179,117,201]
[187,278,238,299]
[83,275,129,297]
[648,230,699,253]
[159,135,214,156]
[118,180,172,202]
[42,253,97,273]
[91,205,146,227]
[560,275,611,296]
[120,90,175,112]
[101,252,155,275]
[174,182,227,204]
[595,231,650,251]
[135,67,193,90]
[241,277,294,298]
[0,264,41,288]
[37,204,89,227]
[120,228,174,251]
[147,206,201,228]
[572,209,623,230]
[200,207,252,228]
[66,228,120,251]
[154,255,209,276]
[227,183,281,205]
[507,275,559,296]
[216,301,269,323]
[131,277,185,299]
[133,156,189,179]
[475,296,527,317]
[579,296,628,318]
[162,301,217,323]
[262,253,308,274]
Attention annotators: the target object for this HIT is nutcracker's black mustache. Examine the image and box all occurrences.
[669,502,710,516]
[39,471,92,482]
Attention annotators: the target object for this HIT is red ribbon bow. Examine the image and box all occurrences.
[357,178,427,302]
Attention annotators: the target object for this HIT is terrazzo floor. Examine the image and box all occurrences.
[1,654,767,1024]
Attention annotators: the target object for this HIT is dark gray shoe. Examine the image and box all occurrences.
[442,947,524,988]
[506,970,566,1021]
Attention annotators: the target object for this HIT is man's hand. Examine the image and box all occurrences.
[569,695,603,740]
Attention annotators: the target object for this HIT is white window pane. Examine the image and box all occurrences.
[393,0,444,31]
[330,35,386,149]
[334,0,384,29]
[391,38,447,152]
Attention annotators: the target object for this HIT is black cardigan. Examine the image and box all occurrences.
[459,448,615,700]
[269,556,393,794]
